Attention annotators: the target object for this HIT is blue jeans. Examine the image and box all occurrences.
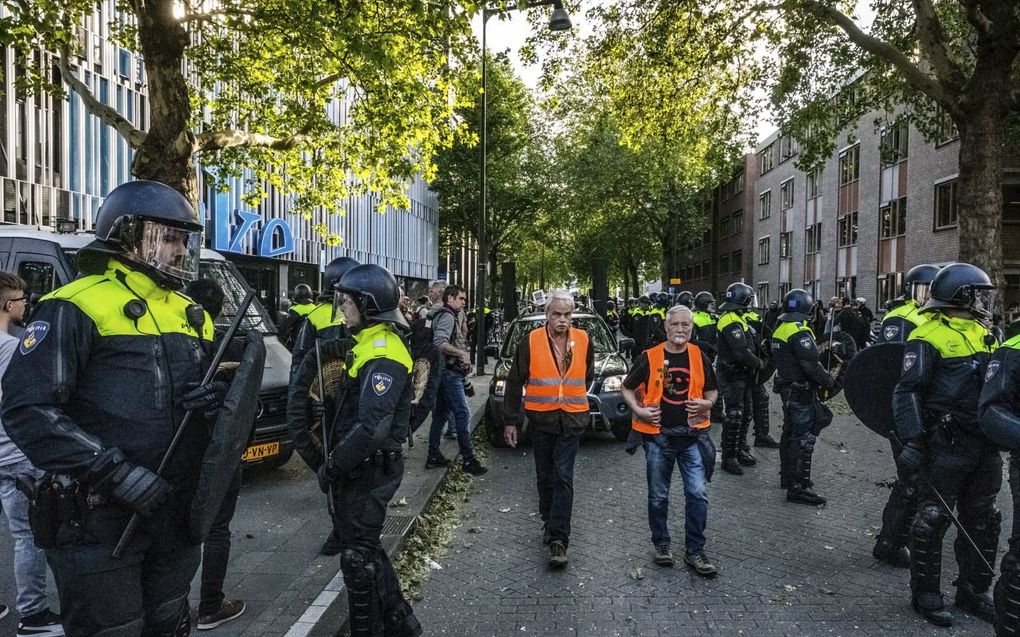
[0,459,48,617]
[643,438,708,555]
[428,370,475,463]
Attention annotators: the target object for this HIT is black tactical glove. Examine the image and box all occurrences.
[317,463,337,494]
[106,463,171,516]
[182,380,230,416]
[895,441,925,474]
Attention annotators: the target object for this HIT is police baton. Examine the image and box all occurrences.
[112,290,257,558]
[314,338,336,514]
[924,476,996,576]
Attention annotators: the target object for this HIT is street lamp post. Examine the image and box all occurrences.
[476,0,571,375]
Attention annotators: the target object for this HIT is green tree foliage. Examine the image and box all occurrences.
[1,0,479,230]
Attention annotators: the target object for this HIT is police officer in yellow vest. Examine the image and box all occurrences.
[316,263,422,636]
[693,292,723,424]
[744,308,779,449]
[872,263,940,568]
[291,284,315,317]
[2,181,220,637]
[279,284,316,350]
[715,283,762,475]
[288,256,360,379]
[879,264,940,343]
[893,263,1000,627]
[621,305,719,576]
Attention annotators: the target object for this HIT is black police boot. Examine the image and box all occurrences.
[721,457,743,475]
[912,592,953,627]
[736,448,757,466]
[320,530,343,556]
[721,421,743,475]
[754,433,780,448]
[955,582,996,624]
[786,483,826,505]
[873,537,911,568]
[385,602,423,637]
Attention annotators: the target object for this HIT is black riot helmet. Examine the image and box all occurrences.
[719,282,755,312]
[606,300,616,310]
[638,295,651,307]
[79,180,203,289]
[779,288,814,322]
[335,263,408,331]
[694,291,715,311]
[324,256,361,290]
[656,292,671,308]
[921,262,995,318]
[293,284,313,304]
[677,291,694,308]
[903,263,940,305]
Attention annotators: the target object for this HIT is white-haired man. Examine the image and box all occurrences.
[503,291,594,568]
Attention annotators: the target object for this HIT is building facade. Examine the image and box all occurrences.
[0,1,439,315]
[678,109,1020,312]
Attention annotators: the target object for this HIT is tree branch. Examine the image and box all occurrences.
[175,7,259,24]
[911,0,967,92]
[195,128,308,152]
[58,47,147,149]
[794,0,952,108]
[960,0,992,35]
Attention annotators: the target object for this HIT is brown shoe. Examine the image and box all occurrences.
[683,552,718,577]
[653,545,674,567]
[548,541,568,569]
[198,600,246,630]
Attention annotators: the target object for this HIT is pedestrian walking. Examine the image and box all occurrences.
[621,305,719,576]
[502,290,594,568]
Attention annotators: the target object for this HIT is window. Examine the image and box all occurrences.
[779,231,792,258]
[936,105,958,146]
[880,120,909,166]
[780,135,798,162]
[18,261,56,297]
[734,172,744,195]
[934,179,959,229]
[732,210,743,233]
[702,229,711,246]
[805,222,822,254]
[838,211,858,246]
[758,236,771,265]
[779,282,791,299]
[880,198,907,238]
[732,250,743,274]
[719,254,729,275]
[807,167,822,199]
[720,215,731,237]
[759,144,775,175]
[839,145,860,185]
[759,190,772,220]
[701,259,710,278]
[757,282,770,305]
[780,179,795,210]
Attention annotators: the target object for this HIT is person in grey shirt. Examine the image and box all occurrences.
[425,285,487,475]
[0,272,63,636]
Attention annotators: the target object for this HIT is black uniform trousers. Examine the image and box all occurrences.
[718,367,753,458]
[750,371,770,439]
[48,504,199,637]
[777,386,830,488]
[876,437,920,554]
[996,453,1020,636]
[910,424,1002,598]
[199,467,242,616]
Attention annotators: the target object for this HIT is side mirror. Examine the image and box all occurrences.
[618,337,635,353]
[485,344,499,359]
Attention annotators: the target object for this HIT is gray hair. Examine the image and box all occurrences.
[429,280,446,292]
[545,289,575,314]
[665,305,693,322]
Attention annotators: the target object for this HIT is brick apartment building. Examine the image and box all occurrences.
[678,110,1020,311]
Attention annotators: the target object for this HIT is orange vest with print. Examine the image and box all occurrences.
[631,342,709,433]
[523,327,590,413]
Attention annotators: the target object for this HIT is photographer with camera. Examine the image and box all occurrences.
[425,285,487,476]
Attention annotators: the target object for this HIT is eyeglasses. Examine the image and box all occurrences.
[6,297,27,305]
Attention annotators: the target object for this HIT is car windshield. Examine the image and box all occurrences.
[501,315,617,358]
[198,260,277,335]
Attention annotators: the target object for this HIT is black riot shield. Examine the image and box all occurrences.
[189,331,266,543]
[843,341,905,438]
[286,338,351,471]
[816,330,858,401]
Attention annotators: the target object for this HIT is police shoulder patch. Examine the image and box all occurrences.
[884,325,899,341]
[986,359,1001,382]
[19,321,50,355]
[798,336,813,349]
[371,372,394,396]
[903,351,918,372]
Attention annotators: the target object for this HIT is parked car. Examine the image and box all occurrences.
[485,310,634,445]
[0,227,294,468]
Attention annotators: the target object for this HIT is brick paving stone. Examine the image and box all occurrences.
[415,398,1007,636]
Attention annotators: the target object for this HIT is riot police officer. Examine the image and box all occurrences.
[771,289,835,506]
[1,181,223,636]
[872,263,940,568]
[631,295,655,354]
[693,292,722,423]
[292,284,315,315]
[279,284,316,350]
[289,256,361,378]
[317,263,421,636]
[893,263,1000,627]
[745,308,779,448]
[879,264,940,343]
[715,283,762,474]
[677,290,694,309]
[979,330,1020,636]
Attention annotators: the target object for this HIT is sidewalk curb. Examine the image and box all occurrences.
[284,381,489,637]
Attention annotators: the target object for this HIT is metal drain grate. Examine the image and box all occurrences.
[381,514,416,536]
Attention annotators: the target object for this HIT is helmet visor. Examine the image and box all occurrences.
[973,288,997,319]
[910,282,931,305]
[333,290,354,323]
[125,220,200,284]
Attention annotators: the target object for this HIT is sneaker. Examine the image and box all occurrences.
[320,530,342,556]
[424,454,449,469]
[462,459,488,476]
[684,552,718,577]
[653,545,674,567]
[197,600,246,631]
[443,429,457,440]
[754,434,780,448]
[17,610,64,637]
[548,541,568,569]
[1,605,9,620]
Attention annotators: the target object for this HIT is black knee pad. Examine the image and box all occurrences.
[794,433,815,454]
[340,548,377,589]
[724,410,743,427]
[972,507,1002,541]
[914,503,950,539]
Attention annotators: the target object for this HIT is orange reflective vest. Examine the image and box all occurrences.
[631,342,709,434]
[523,327,590,413]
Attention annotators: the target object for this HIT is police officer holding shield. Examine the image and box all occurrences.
[715,283,761,475]
[872,263,939,568]
[893,263,1000,627]
[316,263,421,636]
[771,289,835,506]
[1,181,224,636]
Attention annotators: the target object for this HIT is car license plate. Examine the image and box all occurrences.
[243,442,280,462]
